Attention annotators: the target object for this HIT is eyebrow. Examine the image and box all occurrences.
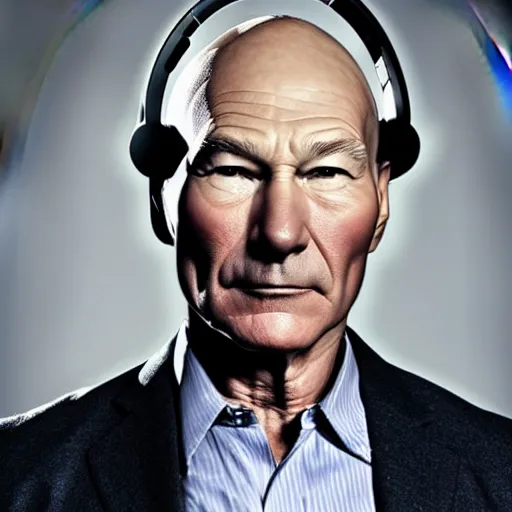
[195,136,266,166]
[299,137,369,170]
[195,135,369,170]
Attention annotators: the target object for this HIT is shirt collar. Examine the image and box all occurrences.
[177,323,228,467]
[318,335,372,463]
[175,322,372,466]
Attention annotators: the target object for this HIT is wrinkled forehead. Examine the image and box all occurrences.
[162,3,384,146]
[210,24,374,109]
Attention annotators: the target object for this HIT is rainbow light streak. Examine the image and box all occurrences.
[69,0,104,17]
[469,1,512,113]
[4,0,107,168]
[488,34,512,71]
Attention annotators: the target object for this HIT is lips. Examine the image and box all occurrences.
[223,266,327,295]
[240,283,307,289]
[236,282,313,297]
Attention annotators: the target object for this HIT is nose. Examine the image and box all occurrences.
[249,175,310,261]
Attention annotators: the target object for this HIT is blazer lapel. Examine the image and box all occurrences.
[87,339,184,512]
[348,328,461,512]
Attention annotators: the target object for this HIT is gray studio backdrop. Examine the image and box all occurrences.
[1,0,511,417]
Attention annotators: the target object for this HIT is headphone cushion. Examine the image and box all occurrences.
[130,123,188,179]
[378,119,420,179]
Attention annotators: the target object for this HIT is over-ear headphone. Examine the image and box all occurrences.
[130,0,421,245]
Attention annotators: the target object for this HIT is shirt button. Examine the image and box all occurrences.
[300,406,317,430]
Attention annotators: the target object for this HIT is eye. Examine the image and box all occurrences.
[187,163,259,179]
[300,166,352,193]
[191,165,262,198]
[214,166,256,179]
[305,167,351,179]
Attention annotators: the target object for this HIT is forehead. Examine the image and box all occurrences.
[206,77,375,164]
[205,23,376,150]
[208,90,372,163]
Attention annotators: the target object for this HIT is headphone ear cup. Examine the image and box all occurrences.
[130,123,188,245]
[129,123,188,179]
[378,119,420,179]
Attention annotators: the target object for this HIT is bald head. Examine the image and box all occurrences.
[211,17,376,114]
[206,17,379,160]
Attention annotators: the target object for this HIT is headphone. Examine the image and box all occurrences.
[129,0,421,245]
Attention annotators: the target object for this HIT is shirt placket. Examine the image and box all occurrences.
[262,406,318,512]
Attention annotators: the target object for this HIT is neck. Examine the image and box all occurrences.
[186,308,346,462]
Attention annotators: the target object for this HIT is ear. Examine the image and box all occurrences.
[369,162,391,253]
[159,163,189,246]
[150,178,175,246]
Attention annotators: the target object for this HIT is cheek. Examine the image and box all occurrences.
[314,197,379,288]
[177,180,248,282]
[338,208,377,253]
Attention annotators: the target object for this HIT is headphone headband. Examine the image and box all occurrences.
[142,0,412,125]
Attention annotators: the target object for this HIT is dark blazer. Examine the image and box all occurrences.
[1,328,512,511]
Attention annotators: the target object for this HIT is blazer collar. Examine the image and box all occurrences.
[347,327,461,512]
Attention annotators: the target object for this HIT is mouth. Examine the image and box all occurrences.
[239,285,312,297]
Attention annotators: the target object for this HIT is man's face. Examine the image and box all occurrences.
[173,20,390,351]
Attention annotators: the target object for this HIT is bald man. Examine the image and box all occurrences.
[1,16,512,512]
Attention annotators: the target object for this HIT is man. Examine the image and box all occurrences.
[1,16,512,512]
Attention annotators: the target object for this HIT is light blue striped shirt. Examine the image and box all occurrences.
[174,325,376,511]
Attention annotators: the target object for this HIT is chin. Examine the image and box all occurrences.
[224,312,326,352]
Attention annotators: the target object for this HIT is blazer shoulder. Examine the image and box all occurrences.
[349,327,512,445]
[0,363,143,452]
[393,362,512,460]
[0,363,150,509]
